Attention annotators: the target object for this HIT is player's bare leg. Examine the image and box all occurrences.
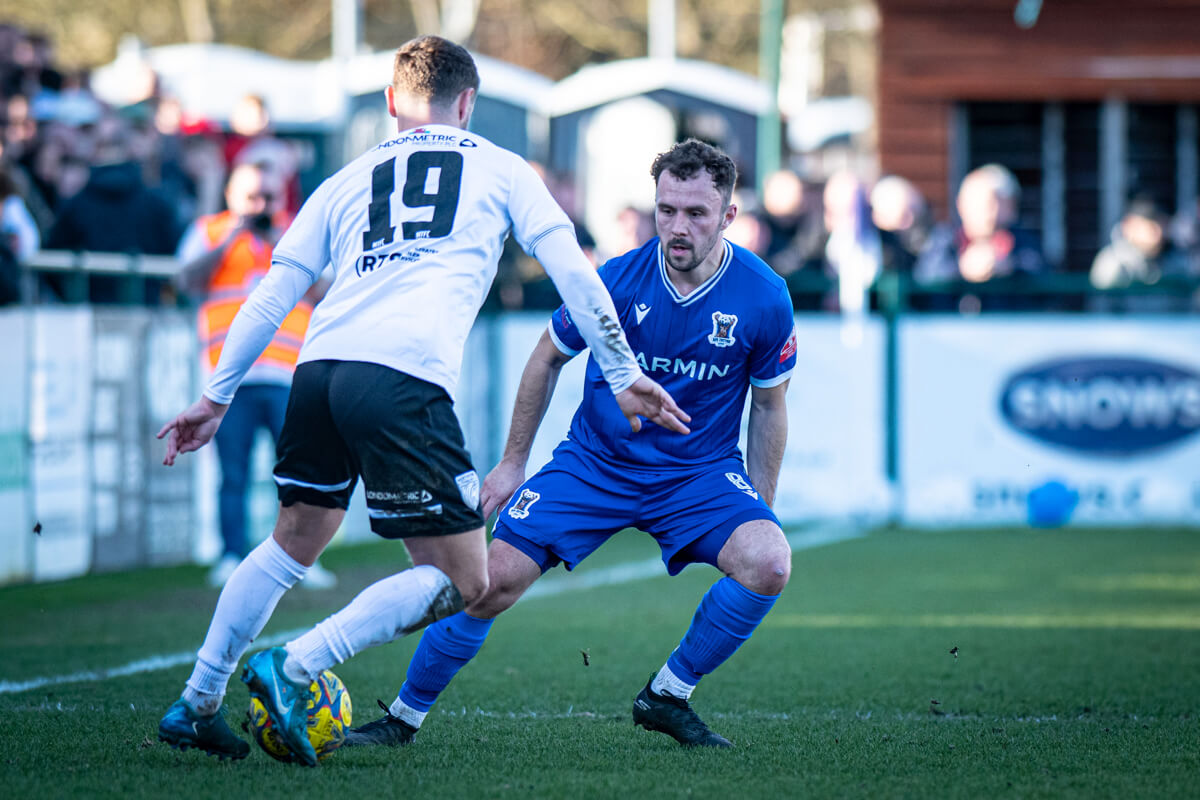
[272,503,349,564]
[161,502,343,759]
[403,527,491,608]
[635,519,791,748]
[263,527,496,759]
[343,538,542,746]
[460,537,543,617]
[714,520,792,595]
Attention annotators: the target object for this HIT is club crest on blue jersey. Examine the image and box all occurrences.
[508,488,541,519]
[725,472,759,499]
[708,312,738,348]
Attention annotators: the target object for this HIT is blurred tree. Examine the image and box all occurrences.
[0,0,869,86]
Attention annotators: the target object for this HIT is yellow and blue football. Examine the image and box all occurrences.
[245,669,352,763]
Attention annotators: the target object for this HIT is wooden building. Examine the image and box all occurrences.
[877,0,1200,270]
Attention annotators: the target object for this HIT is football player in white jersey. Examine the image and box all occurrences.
[155,35,690,766]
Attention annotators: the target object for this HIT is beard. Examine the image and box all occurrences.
[663,237,706,272]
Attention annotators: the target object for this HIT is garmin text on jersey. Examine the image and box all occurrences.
[635,352,732,382]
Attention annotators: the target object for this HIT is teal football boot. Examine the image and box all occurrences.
[158,698,250,760]
[242,647,318,766]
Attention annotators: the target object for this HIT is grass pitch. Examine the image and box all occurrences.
[2,525,1198,799]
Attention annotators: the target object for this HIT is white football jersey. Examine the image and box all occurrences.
[273,124,573,398]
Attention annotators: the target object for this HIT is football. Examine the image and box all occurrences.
[245,669,353,763]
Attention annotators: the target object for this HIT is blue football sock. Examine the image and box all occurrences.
[397,611,494,713]
[666,577,779,686]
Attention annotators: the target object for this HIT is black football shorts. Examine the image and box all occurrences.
[272,360,483,538]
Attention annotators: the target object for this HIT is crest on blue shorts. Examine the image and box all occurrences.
[508,488,541,519]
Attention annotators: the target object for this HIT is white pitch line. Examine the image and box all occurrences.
[0,524,863,696]
[0,628,303,696]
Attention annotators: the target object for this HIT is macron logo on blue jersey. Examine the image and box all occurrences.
[635,303,651,325]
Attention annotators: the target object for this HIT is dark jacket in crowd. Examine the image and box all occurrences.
[47,162,181,255]
[0,241,19,306]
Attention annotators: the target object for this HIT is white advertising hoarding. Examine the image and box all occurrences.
[900,316,1200,525]
[495,314,590,477]
[29,308,92,580]
[0,310,30,583]
[774,317,890,522]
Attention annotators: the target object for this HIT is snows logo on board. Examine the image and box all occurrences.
[999,357,1200,456]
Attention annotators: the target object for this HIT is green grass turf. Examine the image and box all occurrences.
[2,526,1199,799]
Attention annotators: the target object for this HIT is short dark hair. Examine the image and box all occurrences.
[650,139,738,204]
[392,35,481,107]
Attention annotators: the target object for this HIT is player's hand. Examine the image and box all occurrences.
[482,457,526,520]
[156,396,229,466]
[616,376,691,434]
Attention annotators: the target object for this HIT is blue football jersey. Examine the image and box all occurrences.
[549,237,797,468]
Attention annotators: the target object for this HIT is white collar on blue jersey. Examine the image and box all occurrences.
[656,239,733,306]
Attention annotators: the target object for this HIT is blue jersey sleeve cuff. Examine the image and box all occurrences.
[547,320,582,356]
[750,368,794,389]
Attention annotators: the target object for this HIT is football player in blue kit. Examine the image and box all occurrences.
[345,138,797,749]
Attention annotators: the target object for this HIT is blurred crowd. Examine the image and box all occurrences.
[2,22,1198,312]
[495,159,1200,314]
[719,164,1200,314]
[0,23,302,305]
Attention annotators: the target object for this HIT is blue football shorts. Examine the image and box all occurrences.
[492,440,780,576]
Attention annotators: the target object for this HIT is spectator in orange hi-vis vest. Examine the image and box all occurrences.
[175,162,336,590]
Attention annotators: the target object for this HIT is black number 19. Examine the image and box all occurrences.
[362,151,464,250]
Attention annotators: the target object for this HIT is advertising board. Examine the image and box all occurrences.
[899,317,1200,525]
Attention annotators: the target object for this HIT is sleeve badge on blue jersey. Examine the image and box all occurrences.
[507,488,541,519]
[780,328,797,363]
[708,312,739,348]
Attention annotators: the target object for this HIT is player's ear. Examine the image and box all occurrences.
[384,85,398,118]
[721,201,738,231]
[454,87,477,127]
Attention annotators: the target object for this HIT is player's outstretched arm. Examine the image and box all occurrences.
[615,376,692,435]
[204,261,316,403]
[157,396,229,466]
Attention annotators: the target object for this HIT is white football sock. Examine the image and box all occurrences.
[651,661,696,700]
[183,537,308,715]
[284,565,462,681]
[388,697,428,729]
